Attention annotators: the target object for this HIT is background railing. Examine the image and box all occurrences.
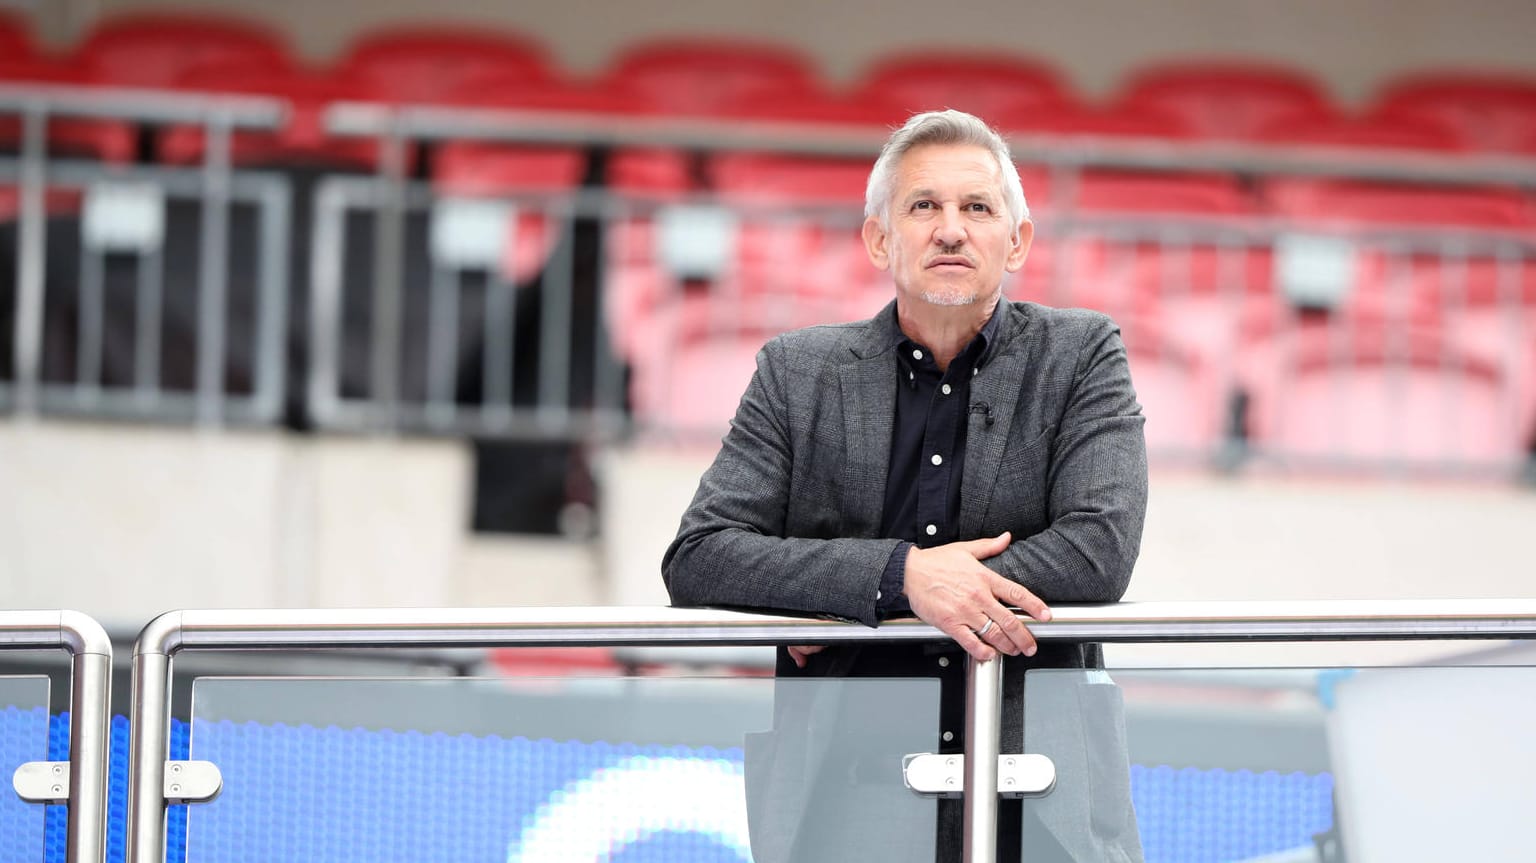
[6,84,1535,476]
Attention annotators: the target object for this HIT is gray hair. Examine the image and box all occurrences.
[864,109,1029,228]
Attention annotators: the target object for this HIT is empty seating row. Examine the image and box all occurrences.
[4,10,1536,167]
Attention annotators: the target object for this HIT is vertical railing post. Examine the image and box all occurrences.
[128,614,180,863]
[62,612,112,863]
[963,655,1004,862]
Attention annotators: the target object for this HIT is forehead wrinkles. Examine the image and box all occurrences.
[896,147,1004,203]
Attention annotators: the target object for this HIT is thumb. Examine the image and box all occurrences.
[963,531,1012,559]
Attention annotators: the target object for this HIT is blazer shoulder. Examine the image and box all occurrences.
[765,317,880,362]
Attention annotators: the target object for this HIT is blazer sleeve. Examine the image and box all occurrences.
[985,316,1149,603]
[662,337,903,627]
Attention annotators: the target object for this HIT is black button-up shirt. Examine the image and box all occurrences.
[875,309,1002,616]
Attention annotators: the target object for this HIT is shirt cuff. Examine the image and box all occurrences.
[876,541,914,617]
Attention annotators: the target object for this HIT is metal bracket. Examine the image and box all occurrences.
[902,753,1056,799]
[164,761,223,804]
[13,761,69,804]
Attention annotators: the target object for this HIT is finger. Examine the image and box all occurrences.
[788,646,811,668]
[960,531,1012,560]
[989,574,1051,621]
[987,611,1037,658]
[949,623,998,663]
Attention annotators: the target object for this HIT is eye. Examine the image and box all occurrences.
[912,200,935,211]
[966,202,992,213]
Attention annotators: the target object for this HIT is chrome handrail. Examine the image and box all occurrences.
[0,610,112,863]
[126,599,1536,863]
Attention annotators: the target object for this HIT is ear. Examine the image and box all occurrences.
[862,216,891,271]
[1005,219,1034,273]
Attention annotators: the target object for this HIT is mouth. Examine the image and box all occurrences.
[926,257,975,270]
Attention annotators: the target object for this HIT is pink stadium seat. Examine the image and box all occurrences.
[432,143,587,282]
[74,12,290,87]
[602,38,821,116]
[627,334,764,437]
[1243,323,1522,465]
[334,26,553,103]
[1118,320,1229,454]
[852,51,1069,120]
[1372,71,1536,152]
[158,61,381,168]
[1115,61,1333,139]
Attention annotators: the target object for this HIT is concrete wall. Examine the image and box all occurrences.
[25,0,1536,104]
[0,420,473,627]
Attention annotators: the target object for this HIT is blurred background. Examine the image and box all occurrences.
[4,0,1533,636]
[3,3,1536,862]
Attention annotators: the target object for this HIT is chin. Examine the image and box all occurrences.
[918,289,983,307]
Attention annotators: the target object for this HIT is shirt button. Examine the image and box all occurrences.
[930,454,943,466]
[972,367,979,376]
[875,589,882,600]
[942,731,954,742]
[908,371,914,381]
[925,524,937,536]
[938,657,950,668]
[941,384,952,395]
[912,349,924,360]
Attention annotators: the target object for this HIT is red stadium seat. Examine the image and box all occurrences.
[1116,61,1334,139]
[602,38,820,116]
[0,9,34,62]
[432,143,587,282]
[335,26,553,104]
[0,60,136,163]
[727,91,909,129]
[998,104,1193,141]
[158,60,380,168]
[1251,114,1466,153]
[852,51,1069,121]
[1373,71,1536,152]
[1263,180,1534,231]
[74,12,290,87]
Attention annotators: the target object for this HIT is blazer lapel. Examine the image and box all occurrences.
[959,308,1030,534]
[839,353,894,539]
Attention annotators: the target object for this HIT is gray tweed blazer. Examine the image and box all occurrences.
[663,298,1149,862]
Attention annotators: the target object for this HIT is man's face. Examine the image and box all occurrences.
[862,143,1032,308]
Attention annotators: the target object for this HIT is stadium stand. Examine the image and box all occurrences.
[1372,71,1536,152]
[1114,60,1335,140]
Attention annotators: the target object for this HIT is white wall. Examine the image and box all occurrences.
[0,420,472,627]
[52,0,1536,104]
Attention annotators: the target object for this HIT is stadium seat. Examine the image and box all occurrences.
[1115,61,1334,139]
[727,91,909,129]
[334,26,554,104]
[0,60,137,163]
[1372,71,1536,152]
[1251,113,1466,153]
[431,142,587,282]
[851,51,1069,120]
[998,104,1193,141]
[158,60,380,168]
[73,12,291,87]
[1263,180,1534,231]
[1242,322,1521,465]
[0,9,34,62]
[601,37,821,116]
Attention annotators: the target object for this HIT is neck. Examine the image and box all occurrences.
[895,296,1000,372]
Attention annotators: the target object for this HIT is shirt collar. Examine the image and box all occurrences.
[892,300,1005,375]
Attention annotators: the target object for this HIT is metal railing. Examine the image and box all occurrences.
[0,609,112,863]
[1,84,290,426]
[125,599,1536,863]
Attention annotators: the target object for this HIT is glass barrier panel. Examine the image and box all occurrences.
[0,675,51,863]
[184,675,942,863]
[1019,666,1536,863]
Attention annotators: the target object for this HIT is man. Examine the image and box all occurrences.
[663,110,1148,862]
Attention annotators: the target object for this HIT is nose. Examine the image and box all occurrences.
[933,204,967,247]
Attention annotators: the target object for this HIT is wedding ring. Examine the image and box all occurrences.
[977,619,995,637]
